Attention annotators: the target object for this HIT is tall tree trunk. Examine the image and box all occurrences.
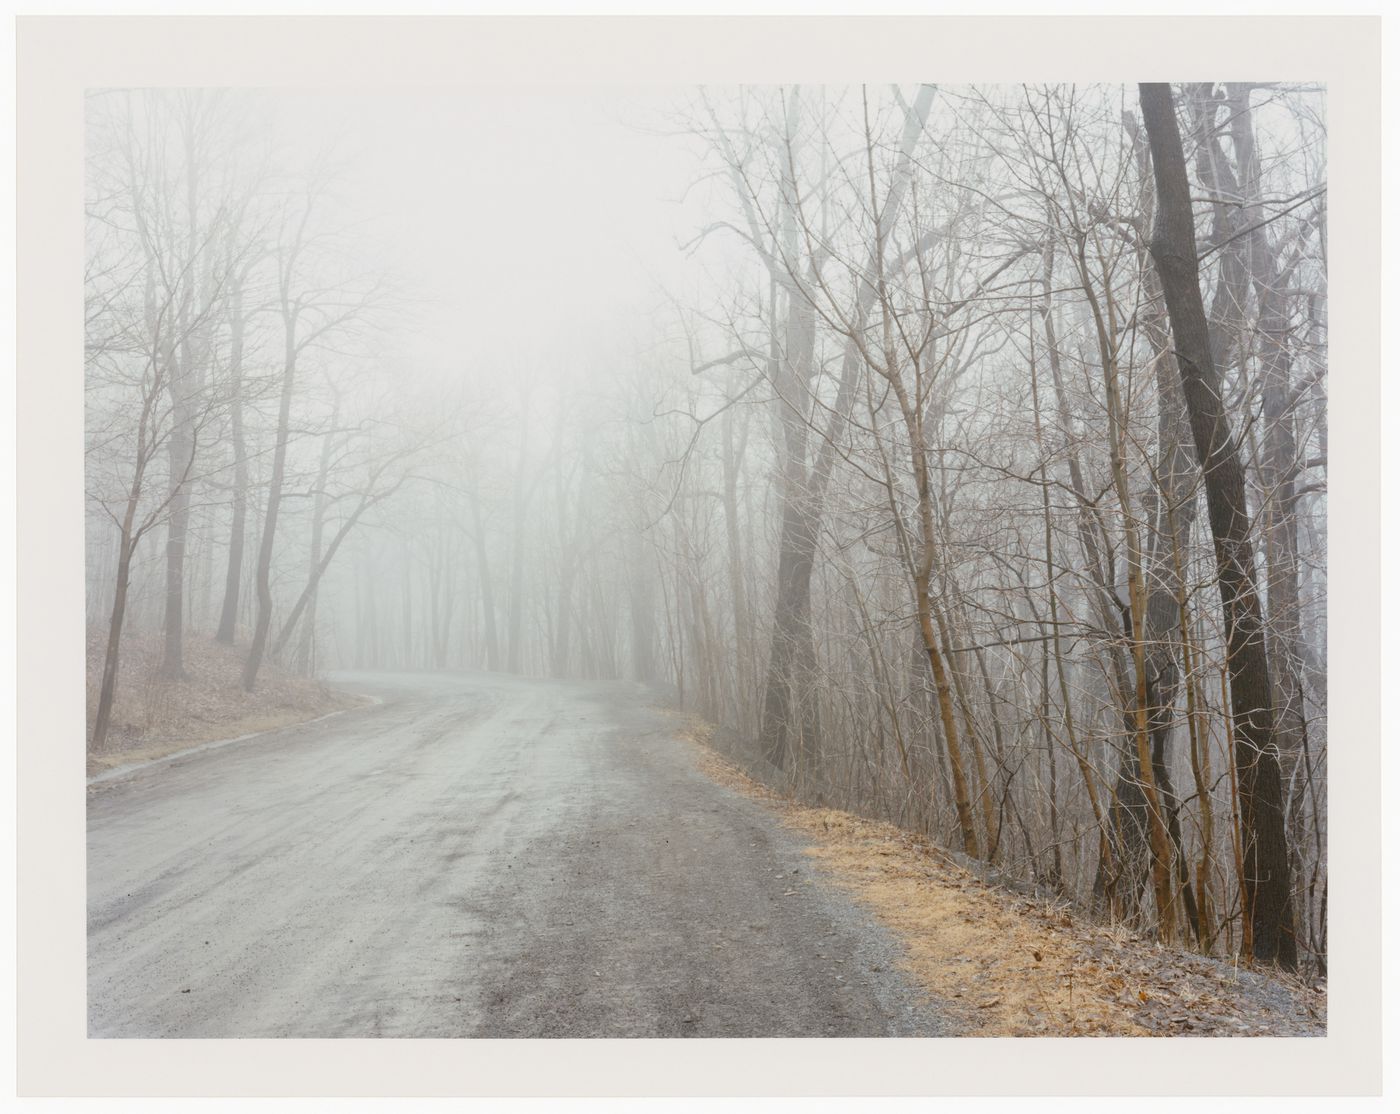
[241,304,297,692]
[92,539,134,750]
[758,477,821,769]
[506,420,530,674]
[758,83,936,772]
[1039,250,1143,914]
[758,102,822,769]
[628,522,656,684]
[160,108,212,679]
[1138,81,1298,969]
[721,400,753,723]
[160,376,193,679]
[428,527,453,670]
[1029,318,1111,898]
[401,546,414,668]
[550,448,579,679]
[92,478,146,750]
[216,277,248,644]
[1224,82,1308,786]
[468,491,502,671]
[94,284,168,748]
[277,412,337,670]
[1118,108,1208,942]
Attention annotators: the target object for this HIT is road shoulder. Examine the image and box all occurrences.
[676,714,1326,1038]
[87,688,378,785]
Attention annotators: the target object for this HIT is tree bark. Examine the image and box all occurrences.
[469,489,502,671]
[215,276,249,644]
[274,410,338,668]
[1224,83,1308,781]
[241,301,298,691]
[160,387,193,680]
[1138,81,1298,968]
[506,418,530,674]
[757,84,937,772]
[273,486,394,665]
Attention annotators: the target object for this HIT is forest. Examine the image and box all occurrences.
[85,82,1328,976]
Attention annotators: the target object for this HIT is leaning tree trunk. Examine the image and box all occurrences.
[276,415,338,670]
[241,304,298,692]
[758,83,937,773]
[274,489,387,665]
[1138,82,1298,969]
[92,512,140,750]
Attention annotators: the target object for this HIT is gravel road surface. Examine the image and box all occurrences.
[87,672,944,1037]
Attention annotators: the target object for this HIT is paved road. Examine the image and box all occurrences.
[87,672,943,1038]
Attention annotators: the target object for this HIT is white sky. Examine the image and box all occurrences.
[278,88,711,393]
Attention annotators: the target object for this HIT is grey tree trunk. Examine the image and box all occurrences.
[1138,81,1298,969]
[215,277,248,645]
[1224,83,1308,778]
[241,304,298,692]
[160,378,194,679]
[506,420,530,674]
[468,490,502,671]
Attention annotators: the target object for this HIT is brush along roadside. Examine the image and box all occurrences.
[86,634,370,778]
[671,712,1324,1038]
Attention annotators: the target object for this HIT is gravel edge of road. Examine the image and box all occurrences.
[674,712,1326,1039]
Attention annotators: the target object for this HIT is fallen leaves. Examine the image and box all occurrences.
[686,736,1327,1039]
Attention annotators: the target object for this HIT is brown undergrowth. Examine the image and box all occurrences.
[87,633,367,776]
[671,712,1324,1038]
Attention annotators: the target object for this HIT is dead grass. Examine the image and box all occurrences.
[87,632,366,776]
[676,714,1324,1038]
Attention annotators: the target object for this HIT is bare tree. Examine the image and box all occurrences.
[242,178,385,691]
[1138,81,1298,969]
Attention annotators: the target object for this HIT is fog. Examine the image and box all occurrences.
[84,83,1328,972]
[318,89,706,374]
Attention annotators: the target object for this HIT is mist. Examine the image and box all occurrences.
[84,83,1329,1029]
